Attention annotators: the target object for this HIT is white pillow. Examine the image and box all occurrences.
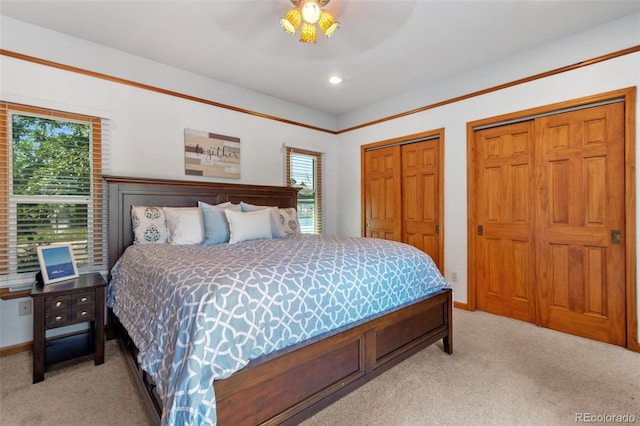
[163,207,204,245]
[131,205,169,244]
[225,208,273,244]
[240,202,288,238]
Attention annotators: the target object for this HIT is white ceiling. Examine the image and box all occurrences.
[1,0,639,116]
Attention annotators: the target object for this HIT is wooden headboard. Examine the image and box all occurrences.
[104,176,298,270]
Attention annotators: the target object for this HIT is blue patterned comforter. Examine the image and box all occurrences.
[107,234,449,425]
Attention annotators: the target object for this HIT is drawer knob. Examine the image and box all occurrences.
[55,316,62,321]
[55,301,62,307]
[80,297,88,303]
[81,311,87,316]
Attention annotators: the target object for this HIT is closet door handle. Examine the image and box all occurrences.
[611,230,621,244]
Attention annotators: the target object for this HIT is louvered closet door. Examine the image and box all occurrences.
[364,146,402,241]
[475,122,537,323]
[536,103,626,346]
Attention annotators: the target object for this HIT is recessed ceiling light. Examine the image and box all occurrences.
[329,76,343,85]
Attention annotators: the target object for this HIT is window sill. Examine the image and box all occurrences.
[0,288,32,300]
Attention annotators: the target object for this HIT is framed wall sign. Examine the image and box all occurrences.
[184,129,241,179]
[36,244,79,284]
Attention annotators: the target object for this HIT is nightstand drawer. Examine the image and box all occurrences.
[73,291,94,308]
[72,305,95,322]
[45,311,71,327]
[46,294,71,312]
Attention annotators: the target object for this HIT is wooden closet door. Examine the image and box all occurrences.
[402,140,441,267]
[536,103,626,346]
[475,122,537,323]
[364,146,402,241]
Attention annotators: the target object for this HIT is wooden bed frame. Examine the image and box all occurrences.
[105,175,453,425]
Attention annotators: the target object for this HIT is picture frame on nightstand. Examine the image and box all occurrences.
[36,244,79,284]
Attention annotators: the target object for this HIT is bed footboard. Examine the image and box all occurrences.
[216,288,452,425]
[113,288,451,425]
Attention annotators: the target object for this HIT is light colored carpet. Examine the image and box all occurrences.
[0,338,151,426]
[0,309,638,425]
[302,309,639,426]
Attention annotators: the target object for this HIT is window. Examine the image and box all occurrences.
[286,147,323,234]
[0,102,106,285]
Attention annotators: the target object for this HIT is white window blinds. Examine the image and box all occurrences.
[286,147,323,234]
[0,102,107,284]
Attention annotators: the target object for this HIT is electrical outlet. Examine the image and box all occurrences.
[450,272,458,282]
[19,300,32,316]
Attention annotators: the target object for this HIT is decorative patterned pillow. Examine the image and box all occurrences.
[278,207,300,236]
[198,201,241,244]
[240,202,287,238]
[225,208,273,244]
[131,205,169,244]
[163,207,204,245]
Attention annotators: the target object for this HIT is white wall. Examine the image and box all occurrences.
[1,13,638,348]
[337,13,640,131]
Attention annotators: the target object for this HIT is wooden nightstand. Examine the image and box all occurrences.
[31,272,107,383]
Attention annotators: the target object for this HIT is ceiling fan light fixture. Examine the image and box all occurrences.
[318,11,339,37]
[280,7,302,35]
[281,0,339,43]
[301,0,321,24]
[300,22,317,43]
